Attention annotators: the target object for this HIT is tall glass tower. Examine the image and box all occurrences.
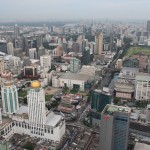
[1,81,19,114]
[100,104,131,150]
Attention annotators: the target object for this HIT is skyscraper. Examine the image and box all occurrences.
[7,42,14,55]
[29,48,37,59]
[95,32,103,55]
[1,80,19,114]
[70,58,81,73]
[27,81,46,136]
[82,39,88,52]
[146,104,150,123]
[82,47,90,65]
[147,20,150,33]
[40,55,51,70]
[0,56,5,75]
[14,24,20,38]
[100,104,131,150]
[91,89,111,112]
[0,108,2,124]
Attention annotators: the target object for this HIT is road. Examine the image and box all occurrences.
[99,50,121,90]
[66,122,100,134]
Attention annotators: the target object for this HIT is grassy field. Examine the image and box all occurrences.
[126,47,150,57]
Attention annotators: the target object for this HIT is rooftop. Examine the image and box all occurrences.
[60,73,91,81]
[0,117,13,130]
[15,106,28,115]
[136,73,150,81]
[121,67,139,72]
[46,112,62,127]
[134,142,150,150]
[103,104,131,115]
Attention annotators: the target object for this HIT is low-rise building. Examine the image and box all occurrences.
[114,79,134,100]
[59,73,93,91]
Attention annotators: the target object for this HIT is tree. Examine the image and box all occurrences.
[113,97,121,104]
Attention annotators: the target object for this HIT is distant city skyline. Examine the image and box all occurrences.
[0,0,150,22]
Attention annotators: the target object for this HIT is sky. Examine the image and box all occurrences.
[0,0,150,22]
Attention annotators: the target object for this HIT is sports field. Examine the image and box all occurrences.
[126,47,150,57]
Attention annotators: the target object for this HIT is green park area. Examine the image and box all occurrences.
[18,90,27,97]
[45,94,53,101]
[126,46,150,57]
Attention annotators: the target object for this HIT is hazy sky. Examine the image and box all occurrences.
[0,0,150,22]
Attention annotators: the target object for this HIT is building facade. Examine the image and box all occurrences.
[95,32,103,55]
[29,48,37,59]
[135,73,150,101]
[91,89,111,112]
[0,81,66,143]
[1,81,19,114]
[40,55,51,70]
[7,42,14,56]
[70,58,81,73]
[100,105,131,150]
[82,47,90,65]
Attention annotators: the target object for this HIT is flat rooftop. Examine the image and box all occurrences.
[136,73,150,81]
[103,104,131,115]
[16,106,28,115]
[0,117,13,130]
[122,67,139,72]
[134,142,150,150]
[60,73,92,81]
[46,112,62,127]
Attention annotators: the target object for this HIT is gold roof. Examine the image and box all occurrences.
[31,81,41,88]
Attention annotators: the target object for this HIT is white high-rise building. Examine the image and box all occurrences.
[1,80,19,114]
[135,73,150,101]
[29,48,37,59]
[27,81,46,136]
[7,42,14,55]
[40,55,51,70]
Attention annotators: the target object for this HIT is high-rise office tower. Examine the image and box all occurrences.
[38,46,45,59]
[95,32,103,55]
[27,81,46,136]
[0,56,5,75]
[40,55,51,70]
[1,80,19,114]
[0,40,7,53]
[82,47,90,65]
[0,108,2,124]
[70,58,81,73]
[7,42,14,55]
[14,24,20,38]
[147,20,150,33]
[146,105,150,122]
[91,89,111,112]
[55,46,63,56]
[29,48,37,59]
[82,39,88,52]
[100,104,131,150]
[22,56,31,67]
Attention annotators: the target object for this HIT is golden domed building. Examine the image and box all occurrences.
[31,80,41,88]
